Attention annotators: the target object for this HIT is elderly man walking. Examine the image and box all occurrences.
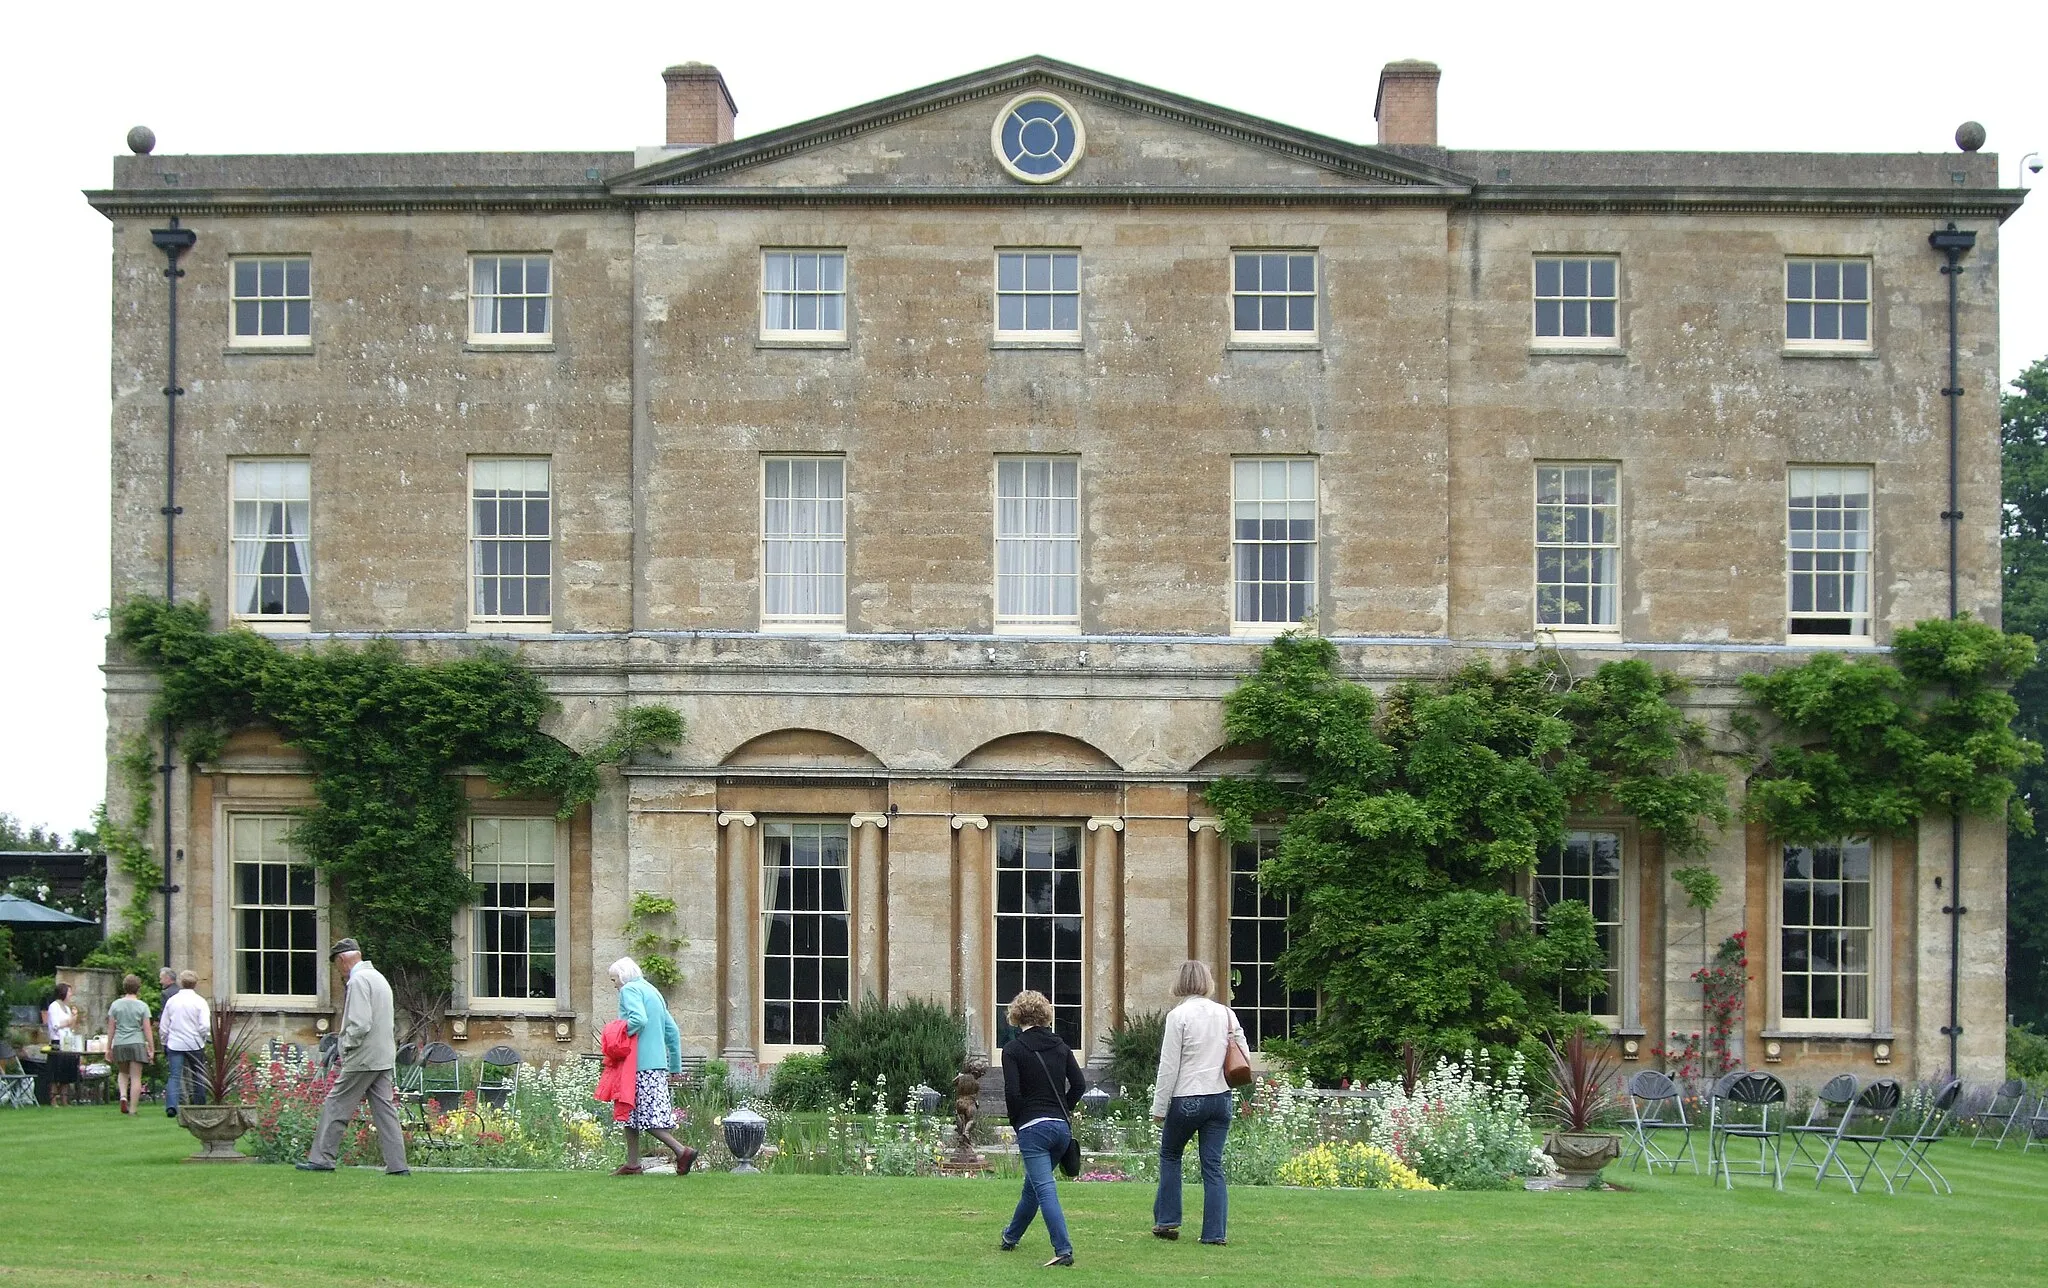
[297,939,409,1175]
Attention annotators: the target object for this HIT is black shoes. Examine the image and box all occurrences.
[386,1168,412,1175]
[1152,1225,1180,1241]
[999,1240,1018,1252]
[294,1161,335,1172]
[1044,1254,1074,1267]
[1200,1239,1228,1246]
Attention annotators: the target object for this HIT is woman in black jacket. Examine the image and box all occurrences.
[999,990,1087,1267]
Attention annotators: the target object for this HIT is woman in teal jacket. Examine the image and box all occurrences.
[610,957,698,1176]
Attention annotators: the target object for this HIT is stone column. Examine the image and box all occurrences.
[850,813,889,1004]
[1190,817,1227,1002]
[716,810,758,1065]
[886,783,953,1005]
[1085,816,1125,1067]
[952,815,991,1057]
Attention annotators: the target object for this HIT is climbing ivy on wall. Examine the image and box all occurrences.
[112,597,685,1035]
[1742,616,2041,842]
[1205,635,1730,1082]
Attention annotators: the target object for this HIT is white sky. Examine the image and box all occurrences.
[2,0,2044,838]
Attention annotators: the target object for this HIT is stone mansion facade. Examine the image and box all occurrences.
[91,57,2024,1081]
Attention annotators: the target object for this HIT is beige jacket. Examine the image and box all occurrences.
[338,960,398,1073]
[1150,995,1248,1118]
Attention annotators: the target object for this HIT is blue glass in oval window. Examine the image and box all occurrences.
[999,98,1081,179]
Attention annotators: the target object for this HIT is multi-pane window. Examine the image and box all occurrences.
[1229,832,1316,1049]
[230,257,310,344]
[995,457,1080,628]
[1533,831,1624,1018]
[762,457,846,628]
[1787,466,1872,638]
[1785,259,1870,347]
[1533,256,1617,341]
[1780,839,1874,1028]
[231,459,311,620]
[995,251,1080,336]
[469,817,558,1007]
[230,815,318,1001]
[1535,465,1619,629]
[994,823,1084,1050]
[762,821,852,1047]
[470,255,552,340]
[761,251,846,338]
[1232,458,1317,628]
[470,459,552,625]
[1231,252,1317,338]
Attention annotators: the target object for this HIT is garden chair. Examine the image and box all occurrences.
[477,1045,521,1109]
[2023,1092,2048,1153]
[1814,1078,1902,1194]
[420,1041,463,1111]
[1969,1079,2032,1150]
[394,1042,422,1094]
[1783,1073,1858,1184]
[1621,1069,1696,1174]
[0,1043,38,1109]
[1887,1079,1962,1195]
[1707,1070,1787,1190]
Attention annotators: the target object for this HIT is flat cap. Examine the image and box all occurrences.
[327,937,362,960]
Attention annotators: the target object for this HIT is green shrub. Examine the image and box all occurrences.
[770,1051,836,1111]
[2011,1023,2048,1082]
[823,994,966,1112]
[1103,1010,1166,1100]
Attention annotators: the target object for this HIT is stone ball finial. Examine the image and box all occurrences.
[126,125,156,156]
[1955,121,1986,153]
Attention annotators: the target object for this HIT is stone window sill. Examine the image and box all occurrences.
[224,343,314,357]
[1529,343,1625,358]
[1781,346,1876,360]
[1226,339,1321,352]
[1759,1029,1893,1041]
[465,341,557,354]
[756,338,850,350]
[990,339,1083,351]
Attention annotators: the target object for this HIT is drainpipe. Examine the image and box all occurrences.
[1930,221,1975,1081]
[150,217,196,966]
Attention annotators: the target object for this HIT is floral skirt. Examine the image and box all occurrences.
[624,1068,678,1131]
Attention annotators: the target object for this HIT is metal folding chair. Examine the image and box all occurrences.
[1888,1079,1962,1194]
[477,1045,521,1109]
[1622,1069,1697,1174]
[420,1041,463,1110]
[0,1043,38,1108]
[394,1041,423,1095]
[1708,1070,1787,1190]
[1817,1078,1902,1193]
[1784,1074,1859,1184]
[1970,1079,2032,1150]
[2023,1092,2048,1153]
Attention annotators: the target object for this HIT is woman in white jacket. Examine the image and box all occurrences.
[1149,960,1247,1246]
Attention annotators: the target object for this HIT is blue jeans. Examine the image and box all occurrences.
[1003,1119,1074,1257]
[166,1049,205,1112]
[1155,1091,1232,1243]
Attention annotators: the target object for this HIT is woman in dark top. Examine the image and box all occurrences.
[999,989,1087,1267]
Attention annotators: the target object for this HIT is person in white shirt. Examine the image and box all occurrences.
[43,983,80,1106]
[1149,959,1248,1247]
[159,971,212,1117]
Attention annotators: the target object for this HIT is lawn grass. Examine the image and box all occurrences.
[3,1104,2044,1286]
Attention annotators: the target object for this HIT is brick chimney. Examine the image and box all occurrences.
[663,63,737,148]
[1374,60,1441,147]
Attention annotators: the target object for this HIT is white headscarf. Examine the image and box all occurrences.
[609,957,643,986]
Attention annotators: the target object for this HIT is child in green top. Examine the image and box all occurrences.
[105,975,154,1116]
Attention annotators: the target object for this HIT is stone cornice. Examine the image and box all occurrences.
[83,186,617,219]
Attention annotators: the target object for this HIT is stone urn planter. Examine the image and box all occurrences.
[1542,1130,1621,1188]
[178,1105,259,1162]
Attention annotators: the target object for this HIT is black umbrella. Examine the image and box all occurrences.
[0,893,95,925]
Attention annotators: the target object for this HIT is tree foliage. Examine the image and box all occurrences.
[1206,635,1729,1081]
[112,597,684,1034]
[2004,356,2048,1027]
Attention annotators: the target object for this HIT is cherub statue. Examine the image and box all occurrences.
[951,1056,989,1161]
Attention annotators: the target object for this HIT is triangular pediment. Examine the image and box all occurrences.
[614,56,1468,195]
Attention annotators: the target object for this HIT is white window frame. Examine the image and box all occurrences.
[1786,465,1874,645]
[760,819,854,1052]
[229,458,312,628]
[458,815,567,1015]
[1530,827,1639,1030]
[761,456,847,632]
[1534,463,1621,636]
[994,456,1081,633]
[994,250,1081,341]
[1230,250,1319,343]
[225,814,324,1008]
[469,253,553,345]
[1228,829,1318,1050]
[991,821,1087,1054]
[760,250,848,341]
[1784,257,1873,352]
[228,256,312,349]
[468,457,553,632]
[1231,457,1318,634]
[1769,837,1889,1036]
[1532,255,1619,346]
